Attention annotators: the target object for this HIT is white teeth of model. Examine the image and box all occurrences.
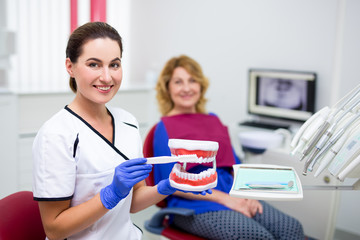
[174,163,181,171]
[172,162,216,180]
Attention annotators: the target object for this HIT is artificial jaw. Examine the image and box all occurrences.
[168,139,218,191]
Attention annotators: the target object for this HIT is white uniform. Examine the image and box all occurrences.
[32,106,143,240]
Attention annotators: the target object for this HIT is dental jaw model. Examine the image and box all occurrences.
[168,139,218,191]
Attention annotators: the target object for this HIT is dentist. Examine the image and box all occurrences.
[32,22,209,240]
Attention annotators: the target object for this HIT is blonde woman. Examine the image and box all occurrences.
[145,55,304,240]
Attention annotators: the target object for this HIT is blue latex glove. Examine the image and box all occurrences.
[100,158,152,209]
[157,178,213,196]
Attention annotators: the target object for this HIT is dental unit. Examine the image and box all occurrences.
[148,139,219,192]
[307,112,360,172]
[301,97,360,175]
[291,83,360,180]
[297,86,360,162]
[314,118,360,177]
[337,153,360,181]
[328,129,360,177]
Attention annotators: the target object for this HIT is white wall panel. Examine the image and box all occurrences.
[13,0,69,93]
[0,93,18,198]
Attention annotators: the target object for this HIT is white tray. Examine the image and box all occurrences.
[230,163,303,201]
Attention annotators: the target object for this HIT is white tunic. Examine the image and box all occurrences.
[32,106,143,240]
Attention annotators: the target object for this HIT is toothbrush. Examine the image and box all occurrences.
[146,154,198,164]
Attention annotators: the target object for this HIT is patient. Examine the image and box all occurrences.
[145,55,305,240]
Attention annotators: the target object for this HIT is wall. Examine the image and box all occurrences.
[130,0,338,121]
[0,93,17,198]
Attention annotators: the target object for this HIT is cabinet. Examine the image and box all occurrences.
[243,148,340,240]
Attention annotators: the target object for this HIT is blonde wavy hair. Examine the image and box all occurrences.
[156,55,209,116]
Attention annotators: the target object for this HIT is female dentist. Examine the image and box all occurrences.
[32,22,209,240]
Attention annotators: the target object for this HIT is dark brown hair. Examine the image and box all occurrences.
[66,22,123,93]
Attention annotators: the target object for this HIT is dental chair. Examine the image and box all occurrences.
[0,191,46,240]
[143,125,206,240]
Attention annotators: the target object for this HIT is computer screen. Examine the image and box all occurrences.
[248,69,316,122]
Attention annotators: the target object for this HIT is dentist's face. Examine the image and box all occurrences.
[66,37,122,106]
[168,67,201,114]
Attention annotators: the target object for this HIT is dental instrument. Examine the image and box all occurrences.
[297,84,360,163]
[299,118,330,161]
[314,123,354,177]
[307,111,360,172]
[291,107,330,156]
[302,98,360,175]
[290,106,329,150]
[337,154,360,181]
[244,181,294,189]
[328,130,360,177]
[330,129,360,175]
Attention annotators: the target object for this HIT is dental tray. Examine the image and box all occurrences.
[230,164,303,201]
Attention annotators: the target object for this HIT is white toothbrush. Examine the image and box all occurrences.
[146,154,198,164]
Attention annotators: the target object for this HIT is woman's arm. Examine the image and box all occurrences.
[38,193,108,240]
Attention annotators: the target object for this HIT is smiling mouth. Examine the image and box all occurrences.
[94,85,113,91]
[168,139,218,191]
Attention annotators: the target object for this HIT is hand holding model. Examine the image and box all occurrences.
[101,157,212,209]
[100,158,152,209]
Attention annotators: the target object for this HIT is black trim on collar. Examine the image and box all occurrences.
[108,109,116,144]
[133,223,143,234]
[73,133,79,158]
[64,105,129,160]
[123,122,138,129]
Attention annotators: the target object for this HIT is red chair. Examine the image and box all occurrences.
[0,191,46,240]
[143,125,205,240]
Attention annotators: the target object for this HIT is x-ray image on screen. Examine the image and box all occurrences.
[257,77,308,111]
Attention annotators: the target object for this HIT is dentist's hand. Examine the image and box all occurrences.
[157,178,212,196]
[100,158,152,209]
